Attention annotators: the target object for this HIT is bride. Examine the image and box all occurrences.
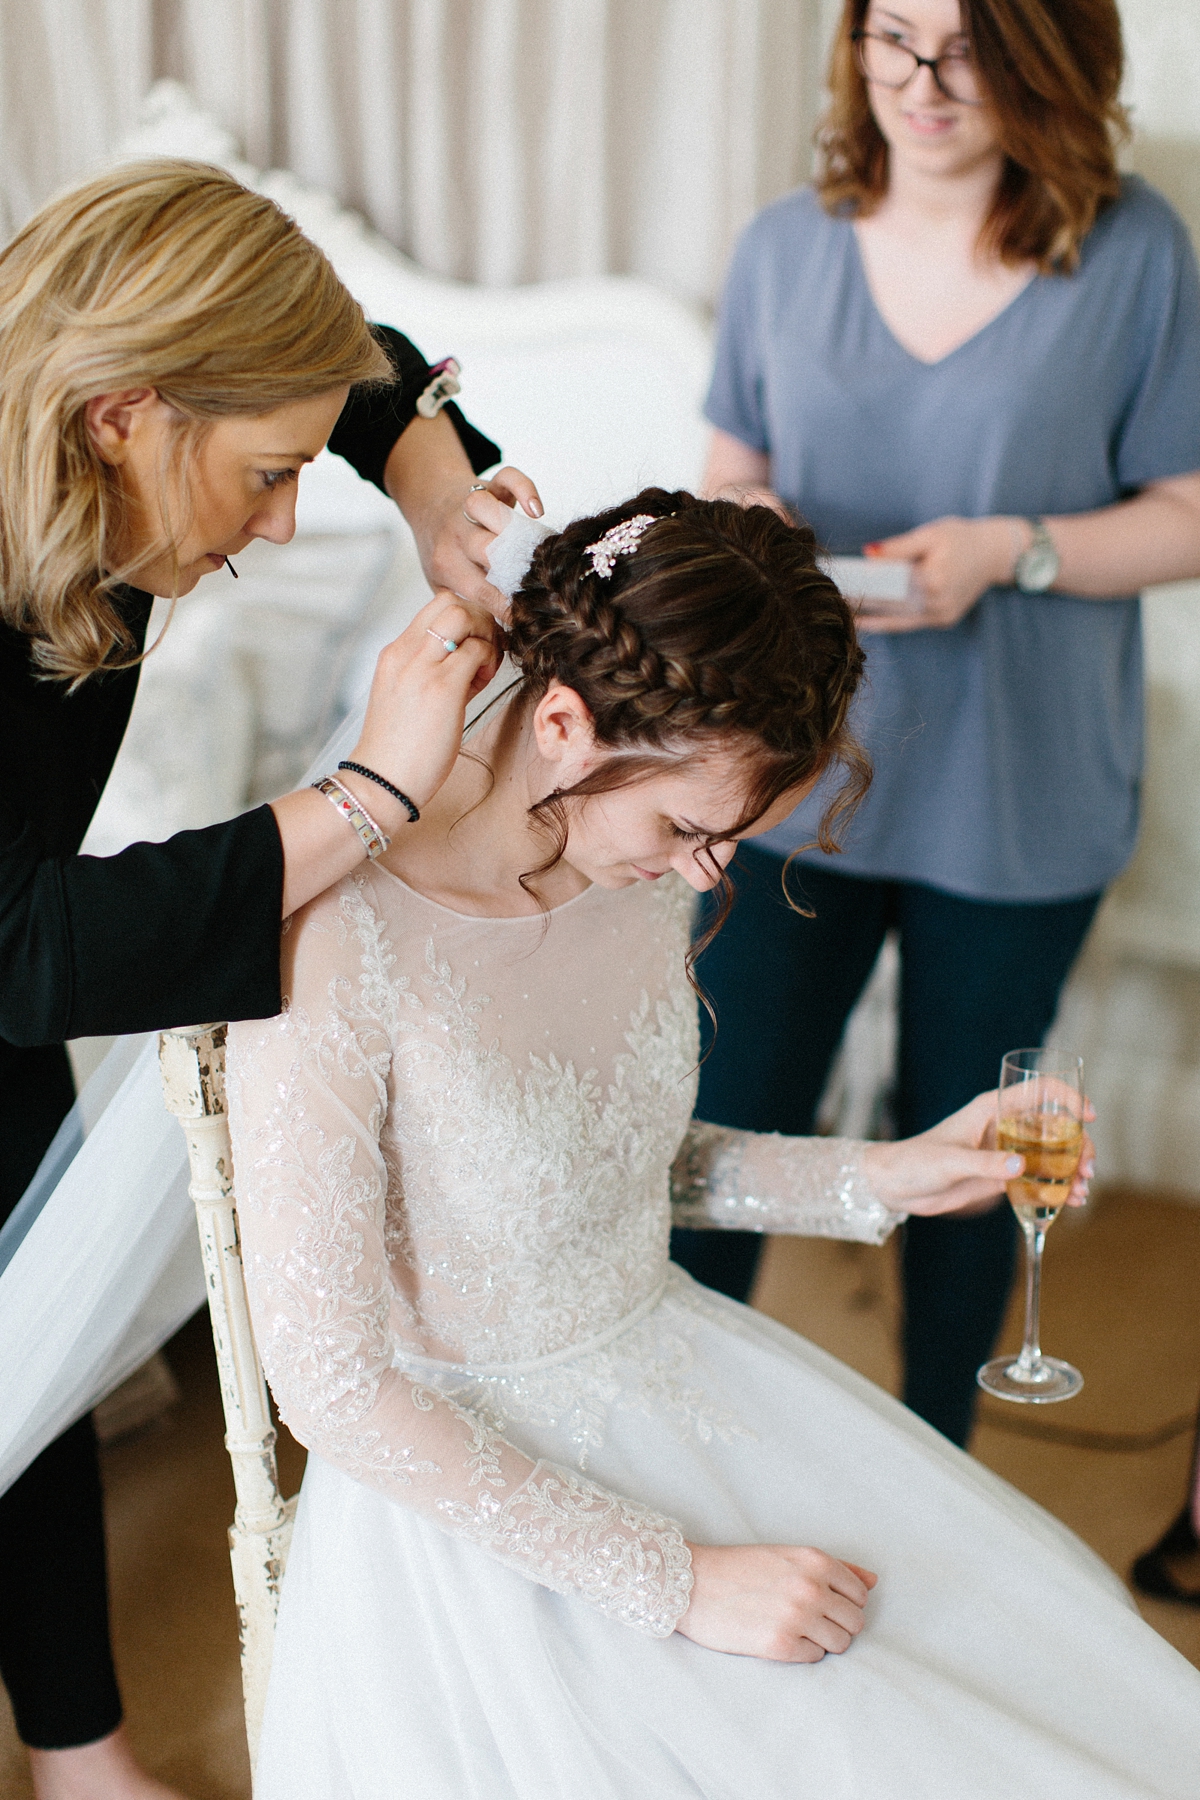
[227,491,1199,1798]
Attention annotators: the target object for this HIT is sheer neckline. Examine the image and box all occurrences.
[372,860,598,925]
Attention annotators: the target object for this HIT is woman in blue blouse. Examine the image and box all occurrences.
[672,0,1200,1446]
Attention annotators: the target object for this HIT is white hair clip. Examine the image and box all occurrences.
[486,505,556,599]
[585,514,657,579]
[416,357,462,419]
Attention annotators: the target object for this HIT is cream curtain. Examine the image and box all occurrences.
[1,3,1196,302]
[0,0,822,305]
[165,0,820,299]
[0,0,150,240]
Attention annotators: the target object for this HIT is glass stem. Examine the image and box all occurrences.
[1015,1221,1045,1374]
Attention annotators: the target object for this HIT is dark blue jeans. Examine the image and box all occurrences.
[671,849,1101,1447]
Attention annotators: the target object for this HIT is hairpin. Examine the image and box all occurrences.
[416,357,462,419]
[585,514,657,580]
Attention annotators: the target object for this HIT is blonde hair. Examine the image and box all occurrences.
[0,159,392,681]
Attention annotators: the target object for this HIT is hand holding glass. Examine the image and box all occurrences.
[977,1050,1086,1404]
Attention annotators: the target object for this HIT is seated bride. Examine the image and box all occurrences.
[227,492,1199,1798]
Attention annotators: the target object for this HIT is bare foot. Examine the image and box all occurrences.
[28,1725,190,1800]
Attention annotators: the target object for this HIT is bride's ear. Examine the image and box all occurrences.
[531,683,598,775]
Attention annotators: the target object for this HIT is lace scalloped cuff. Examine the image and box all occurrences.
[671,1122,900,1246]
[436,1458,694,1638]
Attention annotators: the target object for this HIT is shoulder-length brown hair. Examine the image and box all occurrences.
[816,0,1128,272]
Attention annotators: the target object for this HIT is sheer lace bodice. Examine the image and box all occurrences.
[227,867,897,1637]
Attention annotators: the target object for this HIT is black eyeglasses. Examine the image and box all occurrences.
[852,29,983,106]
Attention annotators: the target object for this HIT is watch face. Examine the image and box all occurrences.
[1017,542,1059,592]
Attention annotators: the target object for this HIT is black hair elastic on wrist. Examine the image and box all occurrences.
[337,761,420,823]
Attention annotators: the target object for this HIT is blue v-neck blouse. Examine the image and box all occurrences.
[706,178,1200,901]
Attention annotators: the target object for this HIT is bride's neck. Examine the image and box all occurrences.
[377,698,589,917]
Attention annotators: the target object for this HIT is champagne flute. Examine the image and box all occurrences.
[977,1048,1085,1404]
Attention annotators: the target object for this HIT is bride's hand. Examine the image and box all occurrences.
[347,591,503,819]
[676,1543,877,1662]
[862,1092,1096,1217]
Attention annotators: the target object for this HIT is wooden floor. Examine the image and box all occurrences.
[2,1187,1198,1798]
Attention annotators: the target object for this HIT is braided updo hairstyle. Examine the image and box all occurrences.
[504,487,870,934]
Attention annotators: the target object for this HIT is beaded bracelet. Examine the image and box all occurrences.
[312,776,390,859]
[337,760,420,823]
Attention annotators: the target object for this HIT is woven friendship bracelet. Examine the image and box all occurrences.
[337,760,421,823]
[312,776,390,859]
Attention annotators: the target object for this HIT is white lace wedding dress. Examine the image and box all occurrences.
[227,866,1200,1800]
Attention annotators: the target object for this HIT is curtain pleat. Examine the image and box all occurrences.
[0,2,1189,303]
[0,0,821,303]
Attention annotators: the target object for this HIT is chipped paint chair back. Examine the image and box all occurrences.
[159,1023,294,1778]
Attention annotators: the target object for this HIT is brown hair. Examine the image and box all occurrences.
[817,0,1128,272]
[0,159,392,683]
[503,488,870,959]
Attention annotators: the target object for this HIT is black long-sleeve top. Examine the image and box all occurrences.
[0,328,499,1054]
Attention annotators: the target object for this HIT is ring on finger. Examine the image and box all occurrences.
[426,628,459,653]
[462,479,491,525]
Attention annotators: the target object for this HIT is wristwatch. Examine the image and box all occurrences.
[1013,517,1060,593]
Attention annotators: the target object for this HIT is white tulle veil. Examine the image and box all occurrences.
[0,507,553,1498]
[0,704,369,1496]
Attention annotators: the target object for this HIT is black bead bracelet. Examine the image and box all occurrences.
[337,761,420,823]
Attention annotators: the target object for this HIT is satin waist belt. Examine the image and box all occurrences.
[390,1276,671,1381]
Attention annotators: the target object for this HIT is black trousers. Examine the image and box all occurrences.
[0,1041,122,1749]
[670,851,1101,1448]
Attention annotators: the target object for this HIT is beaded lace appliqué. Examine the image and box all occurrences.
[227,866,896,1643]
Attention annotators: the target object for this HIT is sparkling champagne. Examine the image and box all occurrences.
[979,1051,1086,1405]
[998,1111,1083,1227]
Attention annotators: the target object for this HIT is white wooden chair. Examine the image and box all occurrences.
[158,1023,293,1776]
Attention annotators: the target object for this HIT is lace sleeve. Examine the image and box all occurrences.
[670,1120,900,1245]
[225,885,692,1639]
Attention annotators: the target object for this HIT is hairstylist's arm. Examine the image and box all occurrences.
[859,470,1200,632]
[702,428,793,521]
[270,593,501,917]
[384,409,543,617]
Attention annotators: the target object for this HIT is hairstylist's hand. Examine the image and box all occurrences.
[862,1092,1096,1217]
[856,516,1015,633]
[348,591,502,814]
[677,1544,877,1662]
[427,465,544,621]
[273,590,502,917]
[384,411,544,621]
[709,483,797,525]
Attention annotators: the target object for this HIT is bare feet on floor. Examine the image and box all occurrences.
[28,1725,190,1800]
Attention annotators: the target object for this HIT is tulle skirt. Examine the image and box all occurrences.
[256,1275,1200,1799]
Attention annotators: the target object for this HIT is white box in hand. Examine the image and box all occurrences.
[822,555,917,608]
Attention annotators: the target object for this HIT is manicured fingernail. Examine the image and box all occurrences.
[1082,1161,1095,1179]
[1005,1155,1022,1175]
[526,497,543,517]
